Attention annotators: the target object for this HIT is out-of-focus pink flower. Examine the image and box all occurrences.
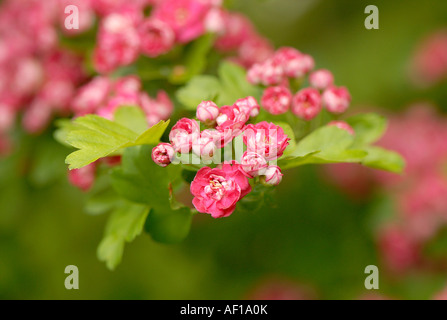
[204,7,225,34]
[233,96,260,118]
[59,0,95,35]
[0,104,16,133]
[152,0,209,44]
[263,165,283,186]
[114,75,142,94]
[215,12,254,52]
[237,35,274,68]
[93,13,140,73]
[240,151,267,178]
[140,90,174,126]
[378,225,420,273]
[169,117,200,153]
[68,162,97,192]
[243,122,290,161]
[291,87,322,120]
[196,101,219,125]
[273,47,314,78]
[192,129,220,161]
[22,99,53,134]
[328,120,355,135]
[96,92,141,120]
[139,19,175,57]
[190,162,251,218]
[261,86,292,115]
[322,86,351,114]
[13,58,43,96]
[410,29,447,87]
[152,142,175,167]
[71,77,112,116]
[309,69,334,90]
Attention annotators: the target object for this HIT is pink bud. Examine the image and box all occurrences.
[196,101,220,125]
[309,69,334,90]
[273,47,314,78]
[240,151,268,178]
[234,96,260,118]
[68,163,97,192]
[291,88,322,120]
[328,121,355,135]
[322,86,351,114]
[246,63,263,85]
[151,143,175,167]
[192,129,220,161]
[139,19,175,58]
[169,118,200,153]
[243,122,290,161]
[263,165,283,186]
[261,86,292,115]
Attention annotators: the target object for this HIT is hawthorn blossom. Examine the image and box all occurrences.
[261,86,292,115]
[291,88,322,120]
[262,165,283,186]
[139,19,175,58]
[240,151,268,178]
[234,96,260,118]
[68,162,97,192]
[322,86,351,114]
[243,122,290,161]
[192,129,220,161]
[309,69,334,90]
[190,163,251,218]
[152,143,176,167]
[196,101,220,125]
[169,118,200,153]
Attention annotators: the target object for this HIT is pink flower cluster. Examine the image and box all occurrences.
[247,47,351,120]
[71,75,173,126]
[325,104,447,273]
[152,96,290,218]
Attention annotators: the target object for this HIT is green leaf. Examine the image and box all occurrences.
[111,145,193,244]
[60,107,170,169]
[346,113,387,147]
[169,33,215,84]
[273,121,296,156]
[176,75,221,110]
[113,106,149,135]
[97,201,150,270]
[361,146,405,173]
[145,207,192,244]
[216,61,262,105]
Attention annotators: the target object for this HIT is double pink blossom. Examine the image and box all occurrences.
[291,88,322,120]
[243,122,290,161]
[233,96,260,118]
[139,19,175,58]
[169,117,200,153]
[190,163,251,218]
[240,151,267,178]
[261,86,292,115]
[192,129,221,161]
[216,104,249,144]
[309,69,334,90]
[322,86,351,114]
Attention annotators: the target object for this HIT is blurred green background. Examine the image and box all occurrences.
[1,0,447,299]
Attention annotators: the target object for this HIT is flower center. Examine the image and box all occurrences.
[205,175,230,200]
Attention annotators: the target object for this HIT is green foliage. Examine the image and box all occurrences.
[280,114,405,173]
[111,146,193,244]
[56,106,170,169]
[97,201,150,270]
[176,61,262,110]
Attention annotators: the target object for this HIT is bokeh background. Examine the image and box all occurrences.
[1,0,447,299]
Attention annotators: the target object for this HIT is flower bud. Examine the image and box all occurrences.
[192,129,220,161]
[169,118,200,153]
[262,165,283,186]
[196,101,220,125]
[240,151,268,178]
[309,69,334,90]
[151,143,175,167]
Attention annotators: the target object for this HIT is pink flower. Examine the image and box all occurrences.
[169,117,200,152]
[240,151,267,178]
[291,88,322,120]
[22,98,53,134]
[190,163,251,218]
[71,76,112,116]
[152,0,209,43]
[247,63,263,85]
[259,58,285,86]
[93,13,140,73]
[68,162,97,192]
[273,47,314,78]
[204,7,225,34]
[322,86,351,114]
[262,165,283,186]
[215,12,254,52]
[309,69,334,90]
[152,143,175,167]
[96,92,141,120]
[216,105,249,144]
[328,120,355,135]
[141,90,174,126]
[237,35,274,68]
[261,86,292,115]
[192,129,220,161]
[114,76,142,94]
[139,19,175,57]
[196,101,219,125]
[243,122,290,161]
[234,96,260,118]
